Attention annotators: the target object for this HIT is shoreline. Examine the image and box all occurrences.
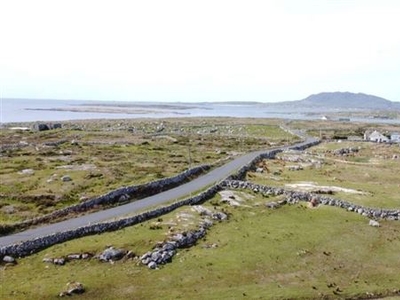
[24,106,191,115]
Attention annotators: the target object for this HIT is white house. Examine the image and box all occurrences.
[367,130,389,143]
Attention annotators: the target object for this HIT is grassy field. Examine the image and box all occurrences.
[0,118,294,224]
[2,190,400,299]
[2,118,400,299]
[249,141,400,209]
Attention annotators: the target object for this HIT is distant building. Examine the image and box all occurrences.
[348,136,363,141]
[391,132,400,143]
[32,123,62,131]
[364,130,389,143]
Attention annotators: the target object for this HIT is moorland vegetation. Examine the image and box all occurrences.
[1,118,400,299]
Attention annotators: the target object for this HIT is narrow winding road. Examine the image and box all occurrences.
[0,138,316,247]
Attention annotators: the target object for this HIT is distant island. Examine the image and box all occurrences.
[279,91,400,110]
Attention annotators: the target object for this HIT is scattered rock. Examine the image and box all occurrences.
[53,258,66,265]
[278,199,287,206]
[201,218,213,229]
[2,205,16,214]
[332,147,359,156]
[265,201,280,209]
[192,205,212,216]
[98,247,126,262]
[81,252,93,260]
[141,222,213,269]
[18,169,35,175]
[61,175,72,182]
[19,141,29,146]
[369,220,380,227]
[287,165,303,171]
[124,250,135,259]
[2,255,16,264]
[148,261,158,269]
[203,243,218,249]
[218,190,244,206]
[59,281,85,297]
[67,253,82,260]
[212,211,228,221]
[309,198,319,208]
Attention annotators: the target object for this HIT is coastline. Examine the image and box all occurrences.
[24,106,191,115]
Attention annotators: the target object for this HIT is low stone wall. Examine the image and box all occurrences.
[221,180,400,220]
[0,185,220,258]
[0,165,211,235]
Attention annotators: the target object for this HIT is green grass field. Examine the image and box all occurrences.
[2,119,400,299]
[2,191,400,299]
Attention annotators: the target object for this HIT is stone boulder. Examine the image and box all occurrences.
[19,169,35,175]
[98,247,126,262]
[53,257,66,265]
[369,220,380,227]
[211,211,228,221]
[265,201,280,209]
[192,205,212,216]
[59,281,85,297]
[2,255,16,264]
[61,175,72,182]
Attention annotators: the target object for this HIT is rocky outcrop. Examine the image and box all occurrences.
[97,247,127,262]
[140,227,207,269]
[140,208,218,269]
[331,147,359,156]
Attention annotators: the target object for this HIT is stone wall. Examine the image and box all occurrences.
[221,180,400,220]
[227,138,320,181]
[0,185,220,258]
[0,165,211,234]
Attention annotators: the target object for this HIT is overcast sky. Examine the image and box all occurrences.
[1,0,399,102]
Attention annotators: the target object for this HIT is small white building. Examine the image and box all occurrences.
[366,130,389,143]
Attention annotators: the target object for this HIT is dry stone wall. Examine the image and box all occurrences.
[0,165,211,234]
[0,185,220,258]
[221,180,400,220]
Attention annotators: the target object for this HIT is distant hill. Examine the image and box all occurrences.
[280,92,400,110]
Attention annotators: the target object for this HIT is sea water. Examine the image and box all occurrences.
[1,98,399,124]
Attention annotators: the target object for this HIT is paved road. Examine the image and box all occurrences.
[0,138,315,247]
